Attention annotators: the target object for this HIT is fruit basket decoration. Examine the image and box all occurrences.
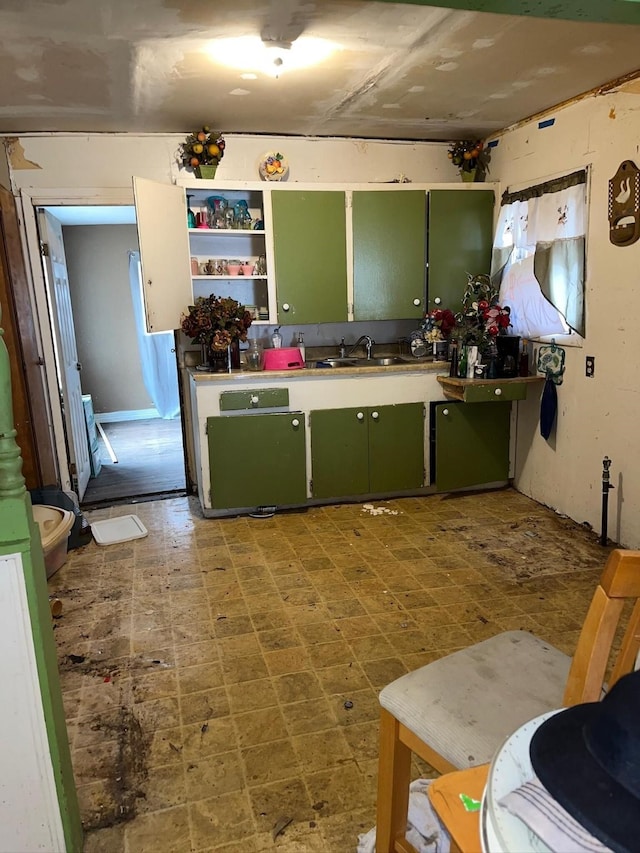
[447,139,490,182]
[180,126,225,178]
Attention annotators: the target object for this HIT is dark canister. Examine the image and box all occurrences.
[495,335,521,378]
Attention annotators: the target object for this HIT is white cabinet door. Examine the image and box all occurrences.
[133,177,192,332]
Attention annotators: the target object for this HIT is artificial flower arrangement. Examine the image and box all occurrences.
[447,139,490,179]
[180,295,252,355]
[179,125,225,172]
[455,273,511,352]
[422,307,457,343]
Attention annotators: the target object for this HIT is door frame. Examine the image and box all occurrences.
[18,187,135,493]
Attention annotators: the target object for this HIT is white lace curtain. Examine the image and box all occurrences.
[491,170,587,338]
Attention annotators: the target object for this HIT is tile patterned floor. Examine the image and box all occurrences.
[48,488,610,852]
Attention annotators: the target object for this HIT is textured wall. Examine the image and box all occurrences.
[490,85,640,547]
[63,224,151,414]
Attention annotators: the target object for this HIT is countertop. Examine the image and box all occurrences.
[189,357,448,381]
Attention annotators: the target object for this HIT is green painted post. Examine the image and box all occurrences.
[0,304,82,851]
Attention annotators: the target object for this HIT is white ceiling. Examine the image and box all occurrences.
[1,1,639,142]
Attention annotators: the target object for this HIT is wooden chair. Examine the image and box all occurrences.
[375,548,640,853]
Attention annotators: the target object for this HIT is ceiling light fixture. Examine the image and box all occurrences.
[205,36,337,78]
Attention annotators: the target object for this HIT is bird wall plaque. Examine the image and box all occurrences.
[608,159,640,247]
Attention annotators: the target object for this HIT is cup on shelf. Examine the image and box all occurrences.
[227,263,242,276]
[241,263,254,276]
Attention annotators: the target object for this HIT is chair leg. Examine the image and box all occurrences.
[376,708,413,853]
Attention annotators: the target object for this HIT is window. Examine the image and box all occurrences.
[491,169,588,340]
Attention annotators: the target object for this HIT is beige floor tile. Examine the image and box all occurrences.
[241,739,301,787]
[48,489,607,849]
[124,804,191,852]
[180,687,230,725]
[185,750,245,800]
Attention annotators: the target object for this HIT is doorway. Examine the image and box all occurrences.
[37,205,186,506]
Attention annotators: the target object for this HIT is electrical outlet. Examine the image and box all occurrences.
[586,356,595,378]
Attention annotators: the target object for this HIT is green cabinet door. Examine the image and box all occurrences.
[353,191,426,320]
[368,403,425,492]
[310,403,424,498]
[432,401,510,492]
[272,191,348,324]
[427,190,494,311]
[207,413,306,509]
[310,408,369,498]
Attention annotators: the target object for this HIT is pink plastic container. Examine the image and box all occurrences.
[263,347,304,370]
[241,263,255,276]
[227,264,242,276]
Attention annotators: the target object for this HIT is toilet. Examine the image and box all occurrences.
[32,504,75,578]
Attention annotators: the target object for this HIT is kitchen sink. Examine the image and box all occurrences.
[315,356,409,369]
[365,356,408,366]
[314,357,360,368]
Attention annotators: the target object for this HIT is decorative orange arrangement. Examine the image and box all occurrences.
[180,126,225,171]
[447,139,489,178]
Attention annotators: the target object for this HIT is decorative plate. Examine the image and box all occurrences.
[258,152,289,182]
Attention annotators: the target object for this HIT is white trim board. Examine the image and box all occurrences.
[95,408,160,423]
[0,554,66,852]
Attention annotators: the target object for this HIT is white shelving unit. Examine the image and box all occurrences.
[185,186,275,324]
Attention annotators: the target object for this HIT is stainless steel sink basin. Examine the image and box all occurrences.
[314,357,360,368]
[315,356,408,368]
[364,356,407,366]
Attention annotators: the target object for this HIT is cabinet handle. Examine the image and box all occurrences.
[434,297,441,305]
[356,411,364,420]
[291,418,300,428]
[282,303,290,312]
[494,388,502,396]
[250,395,259,405]
[442,408,449,416]
[371,411,379,420]
[413,298,421,306]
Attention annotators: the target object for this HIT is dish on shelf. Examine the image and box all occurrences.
[259,152,288,182]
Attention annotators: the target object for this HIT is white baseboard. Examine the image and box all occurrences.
[96,408,159,423]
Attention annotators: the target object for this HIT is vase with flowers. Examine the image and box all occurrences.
[447,139,490,182]
[181,295,252,372]
[421,307,457,359]
[179,125,225,179]
[454,274,511,374]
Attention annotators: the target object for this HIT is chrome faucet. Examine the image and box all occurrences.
[346,335,375,359]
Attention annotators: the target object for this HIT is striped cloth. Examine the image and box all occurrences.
[499,776,612,853]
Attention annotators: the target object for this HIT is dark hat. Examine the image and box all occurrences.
[530,668,640,853]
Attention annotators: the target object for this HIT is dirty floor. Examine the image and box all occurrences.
[49,488,609,852]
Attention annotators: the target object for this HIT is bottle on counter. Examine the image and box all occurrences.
[519,338,530,377]
[449,339,459,378]
[271,327,282,348]
[245,339,264,371]
[339,337,347,358]
[458,344,468,379]
[296,332,305,362]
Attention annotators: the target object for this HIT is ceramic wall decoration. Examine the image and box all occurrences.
[608,159,640,247]
[259,152,289,181]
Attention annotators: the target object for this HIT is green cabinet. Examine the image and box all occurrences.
[271,191,348,324]
[207,413,306,509]
[431,401,510,492]
[427,190,494,311]
[311,403,424,498]
[353,190,426,321]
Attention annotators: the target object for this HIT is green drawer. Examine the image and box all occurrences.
[219,388,289,411]
[463,382,528,403]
